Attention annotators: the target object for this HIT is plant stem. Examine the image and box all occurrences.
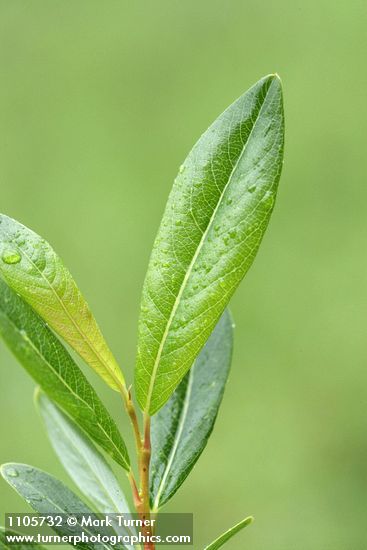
[140,414,151,516]
[119,382,142,455]
[119,382,154,549]
[140,413,153,550]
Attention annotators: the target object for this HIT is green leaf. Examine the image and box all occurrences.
[0,463,122,550]
[150,310,233,509]
[36,390,131,514]
[0,279,130,470]
[135,74,284,414]
[36,392,136,548]
[204,517,254,549]
[0,214,124,392]
[0,527,46,550]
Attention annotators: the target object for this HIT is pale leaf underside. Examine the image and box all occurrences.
[150,310,233,509]
[1,464,126,550]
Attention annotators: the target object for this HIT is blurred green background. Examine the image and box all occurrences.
[1,1,367,548]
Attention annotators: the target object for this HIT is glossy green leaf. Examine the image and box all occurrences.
[0,463,122,550]
[0,527,46,550]
[0,279,130,470]
[150,310,233,509]
[0,214,124,391]
[204,517,253,549]
[135,74,284,414]
[36,390,131,514]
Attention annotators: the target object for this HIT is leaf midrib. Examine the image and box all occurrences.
[144,79,275,412]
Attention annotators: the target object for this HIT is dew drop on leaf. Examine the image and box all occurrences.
[248,184,257,193]
[2,250,21,265]
[6,468,19,478]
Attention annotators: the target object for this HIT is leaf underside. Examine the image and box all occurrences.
[0,214,124,391]
[135,74,284,414]
[0,463,123,550]
[0,279,130,470]
[36,391,131,514]
[150,310,233,509]
[36,392,135,548]
[204,516,254,549]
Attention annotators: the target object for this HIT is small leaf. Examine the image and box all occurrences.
[0,214,124,391]
[204,517,254,549]
[0,527,46,550]
[1,464,124,550]
[135,74,284,413]
[0,279,130,470]
[36,390,131,514]
[150,310,233,509]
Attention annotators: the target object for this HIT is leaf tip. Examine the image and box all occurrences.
[266,72,281,83]
[0,462,17,480]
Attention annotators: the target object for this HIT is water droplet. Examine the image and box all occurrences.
[226,198,233,205]
[229,230,237,239]
[248,184,256,193]
[7,468,19,478]
[179,164,185,174]
[2,250,21,265]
